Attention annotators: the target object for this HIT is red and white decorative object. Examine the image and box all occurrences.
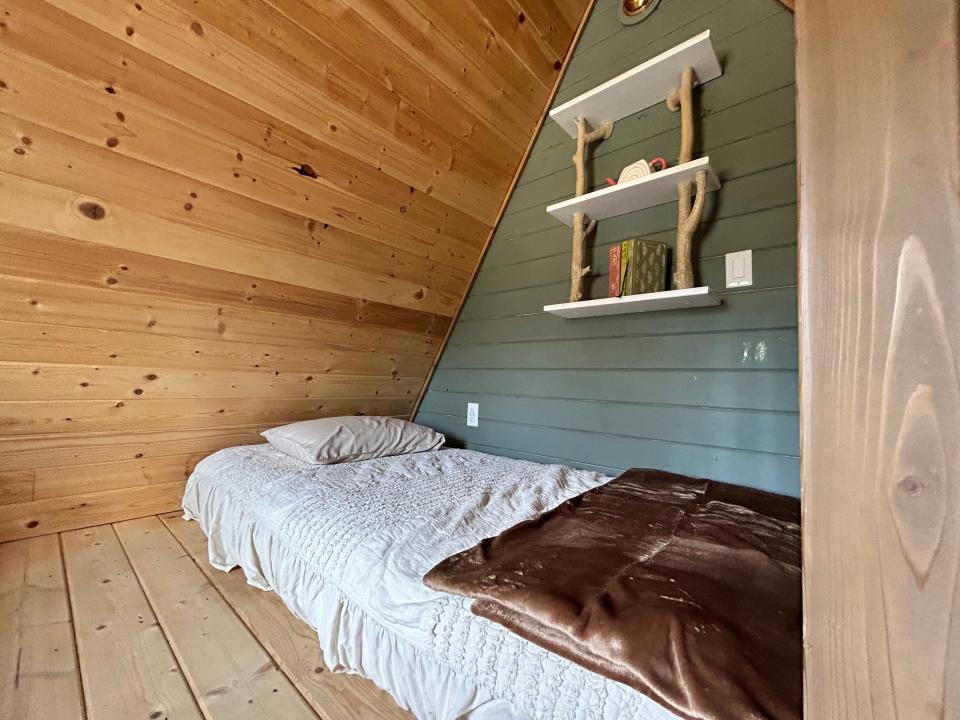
[617,157,667,184]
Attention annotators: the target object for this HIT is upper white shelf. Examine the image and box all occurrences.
[546,157,720,227]
[550,30,722,138]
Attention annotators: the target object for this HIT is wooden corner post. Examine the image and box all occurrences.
[569,117,612,302]
[667,66,707,290]
[797,0,960,716]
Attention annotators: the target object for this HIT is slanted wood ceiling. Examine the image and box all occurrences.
[0,0,592,541]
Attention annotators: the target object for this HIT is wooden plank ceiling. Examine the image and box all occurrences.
[0,0,592,541]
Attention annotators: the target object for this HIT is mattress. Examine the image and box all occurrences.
[181,444,681,720]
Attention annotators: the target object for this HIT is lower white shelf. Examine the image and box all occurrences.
[543,286,720,318]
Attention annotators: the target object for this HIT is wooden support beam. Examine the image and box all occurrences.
[797,0,960,717]
[668,67,707,290]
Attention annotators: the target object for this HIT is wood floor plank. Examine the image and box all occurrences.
[114,516,319,720]
[61,524,201,720]
[160,512,412,720]
[0,534,85,719]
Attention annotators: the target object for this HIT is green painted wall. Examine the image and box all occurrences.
[416,0,798,496]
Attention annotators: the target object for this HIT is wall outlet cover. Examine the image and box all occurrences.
[725,249,753,288]
[466,402,479,427]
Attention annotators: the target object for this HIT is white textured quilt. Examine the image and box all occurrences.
[181,445,679,720]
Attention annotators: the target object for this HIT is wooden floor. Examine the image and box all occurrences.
[0,512,412,720]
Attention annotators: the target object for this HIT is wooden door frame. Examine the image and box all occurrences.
[796,1,959,717]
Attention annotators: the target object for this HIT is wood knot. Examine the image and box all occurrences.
[105,86,117,94]
[413,288,425,300]
[133,388,144,395]
[13,147,26,155]
[125,25,134,36]
[115,111,126,122]
[183,202,193,211]
[145,373,158,381]
[898,476,926,497]
[106,137,120,148]
[26,520,39,528]
[293,163,319,179]
[134,453,144,459]
[79,201,106,220]
[190,21,204,36]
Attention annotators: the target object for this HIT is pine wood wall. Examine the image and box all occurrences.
[0,0,591,541]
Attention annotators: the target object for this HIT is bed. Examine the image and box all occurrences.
[181,443,680,720]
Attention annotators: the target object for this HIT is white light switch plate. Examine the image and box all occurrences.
[466,403,479,427]
[725,249,753,288]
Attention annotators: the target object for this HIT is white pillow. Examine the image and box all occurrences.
[260,416,445,465]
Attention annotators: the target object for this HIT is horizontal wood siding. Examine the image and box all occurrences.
[416,0,799,495]
[0,0,591,540]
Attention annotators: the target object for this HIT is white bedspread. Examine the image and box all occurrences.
[182,445,679,720]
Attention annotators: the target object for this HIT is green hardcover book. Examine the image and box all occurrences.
[619,240,632,296]
[620,239,668,295]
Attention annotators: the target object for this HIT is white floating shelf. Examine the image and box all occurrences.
[550,30,722,138]
[544,287,720,318]
[547,157,720,227]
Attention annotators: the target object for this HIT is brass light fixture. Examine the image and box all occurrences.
[623,0,654,14]
[620,0,661,24]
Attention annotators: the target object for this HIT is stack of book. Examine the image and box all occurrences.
[609,239,668,297]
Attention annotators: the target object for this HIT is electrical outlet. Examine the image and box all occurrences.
[725,250,753,288]
[466,402,479,427]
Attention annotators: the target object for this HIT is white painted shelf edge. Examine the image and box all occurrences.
[546,157,720,227]
[550,30,722,138]
[543,287,720,318]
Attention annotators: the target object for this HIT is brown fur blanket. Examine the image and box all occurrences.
[424,469,801,720]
